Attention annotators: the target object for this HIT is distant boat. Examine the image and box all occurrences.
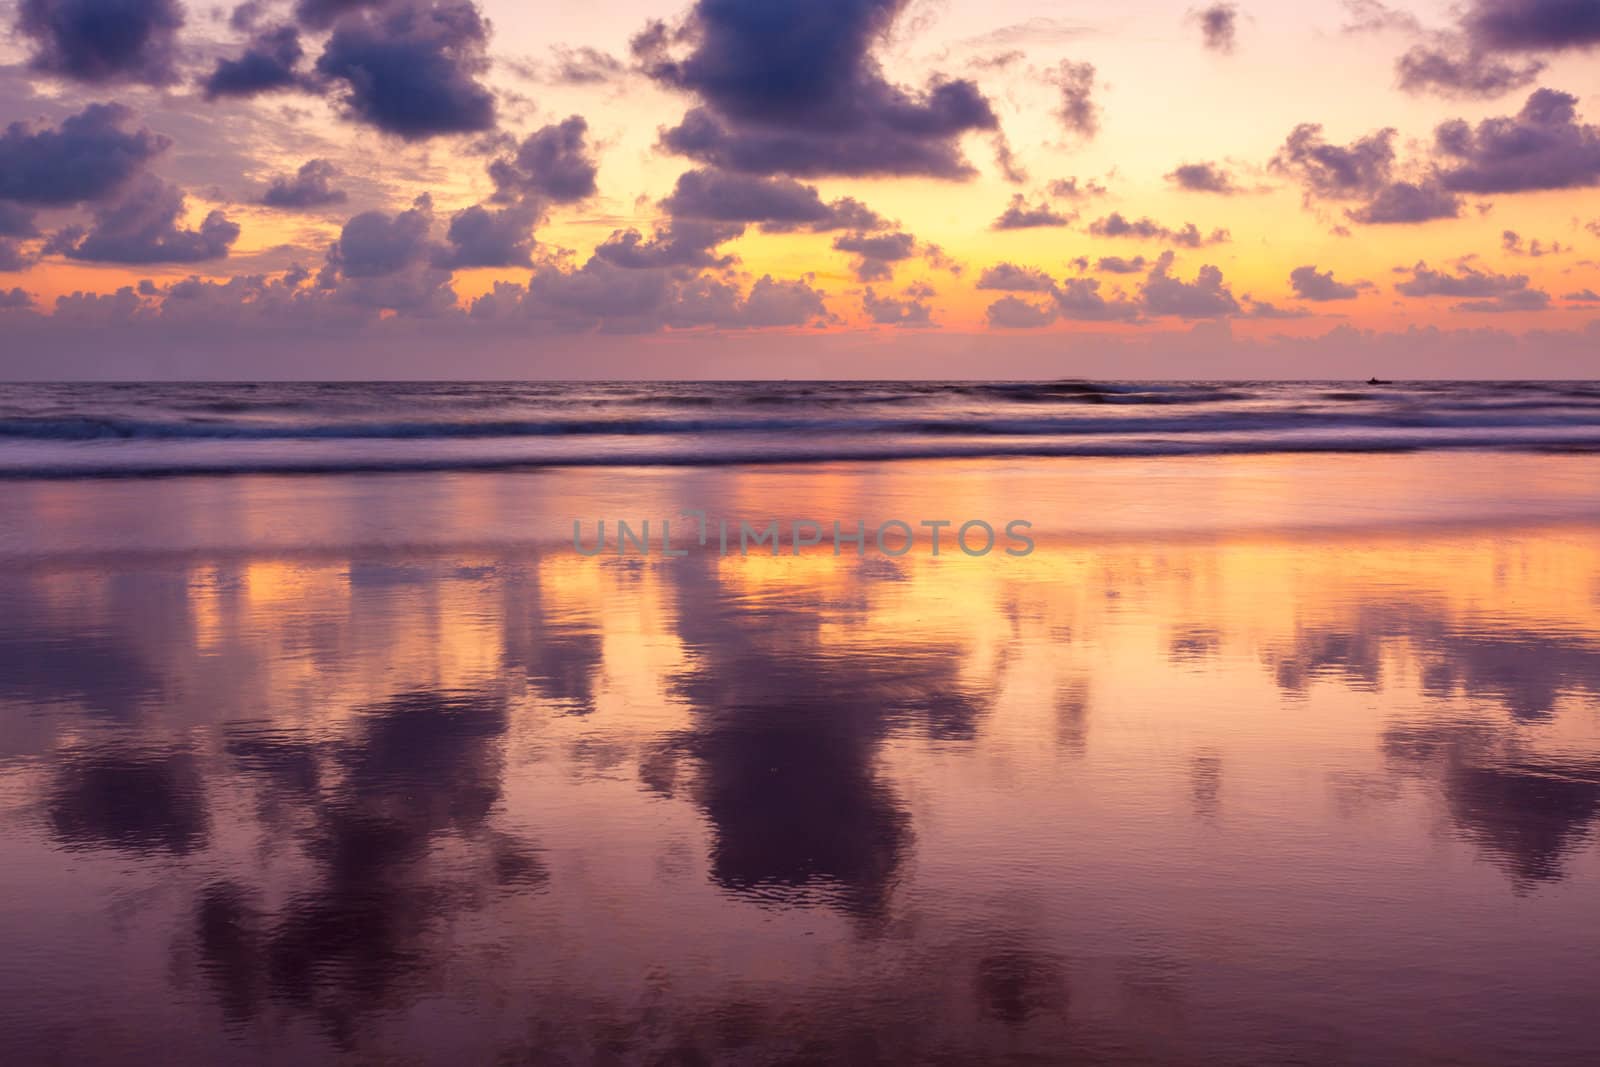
[1367,377,1392,385]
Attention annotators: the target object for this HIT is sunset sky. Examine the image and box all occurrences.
[2,0,1600,376]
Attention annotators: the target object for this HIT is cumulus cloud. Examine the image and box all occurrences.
[260,159,347,209]
[1047,176,1108,200]
[320,194,458,313]
[1394,260,1549,312]
[1274,123,1397,198]
[471,260,833,332]
[976,263,1057,292]
[1347,180,1461,223]
[636,0,997,178]
[985,294,1057,328]
[1289,265,1365,300]
[315,1,497,140]
[1050,60,1099,140]
[991,195,1073,230]
[16,0,183,85]
[833,230,919,281]
[1396,41,1545,99]
[1088,212,1230,246]
[326,194,436,278]
[1166,162,1243,194]
[1274,121,1460,224]
[1193,3,1239,54]
[488,116,599,204]
[433,203,539,269]
[203,24,307,99]
[593,219,742,271]
[1097,255,1148,274]
[1501,230,1568,256]
[546,45,627,85]
[53,175,240,264]
[863,286,935,327]
[1141,251,1241,317]
[0,104,169,206]
[1455,288,1552,312]
[1054,276,1141,321]
[1434,89,1600,193]
[661,169,884,232]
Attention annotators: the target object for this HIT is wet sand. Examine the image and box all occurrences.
[2,453,1599,1064]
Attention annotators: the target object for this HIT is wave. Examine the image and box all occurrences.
[4,430,1600,479]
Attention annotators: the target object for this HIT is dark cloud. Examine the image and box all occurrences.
[1348,180,1461,224]
[0,203,38,237]
[593,218,742,271]
[16,0,183,86]
[833,230,917,281]
[1194,3,1239,54]
[1051,60,1098,140]
[1463,0,1600,52]
[1141,251,1241,317]
[985,294,1057,328]
[203,24,307,100]
[1097,255,1147,274]
[293,0,385,30]
[863,286,934,327]
[1396,41,1545,99]
[1273,123,1397,199]
[326,194,435,278]
[1275,120,1461,224]
[0,104,169,206]
[314,1,497,140]
[1290,265,1364,300]
[1564,287,1600,301]
[0,287,35,308]
[976,262,1056,292]
[637,0,997,178]
[55,176,240,264]
[1088,212,1229,246]
[1166,161,1242,194]
[661,169,884,232]
[488,116,598,204]
[433,204,538,269]
[259,159,347,209]
[1434,89,1600,193]
[0,240,36,272]
[992,195,1073,230]
[320,196,457,313]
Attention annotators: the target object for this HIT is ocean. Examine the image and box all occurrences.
[4,380,1600,477]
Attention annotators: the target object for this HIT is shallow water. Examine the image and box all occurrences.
[2,454,1599,1064]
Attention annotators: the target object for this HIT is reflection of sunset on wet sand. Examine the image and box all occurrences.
[3,454,1600,1062]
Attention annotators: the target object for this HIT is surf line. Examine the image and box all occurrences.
[574,513,1035,558]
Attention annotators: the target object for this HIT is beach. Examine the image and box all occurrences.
[2,410,1599,1063]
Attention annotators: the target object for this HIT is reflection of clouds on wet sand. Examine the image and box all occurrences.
[2,508,1600,1062]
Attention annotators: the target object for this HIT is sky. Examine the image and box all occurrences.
[1,0,1599,377]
